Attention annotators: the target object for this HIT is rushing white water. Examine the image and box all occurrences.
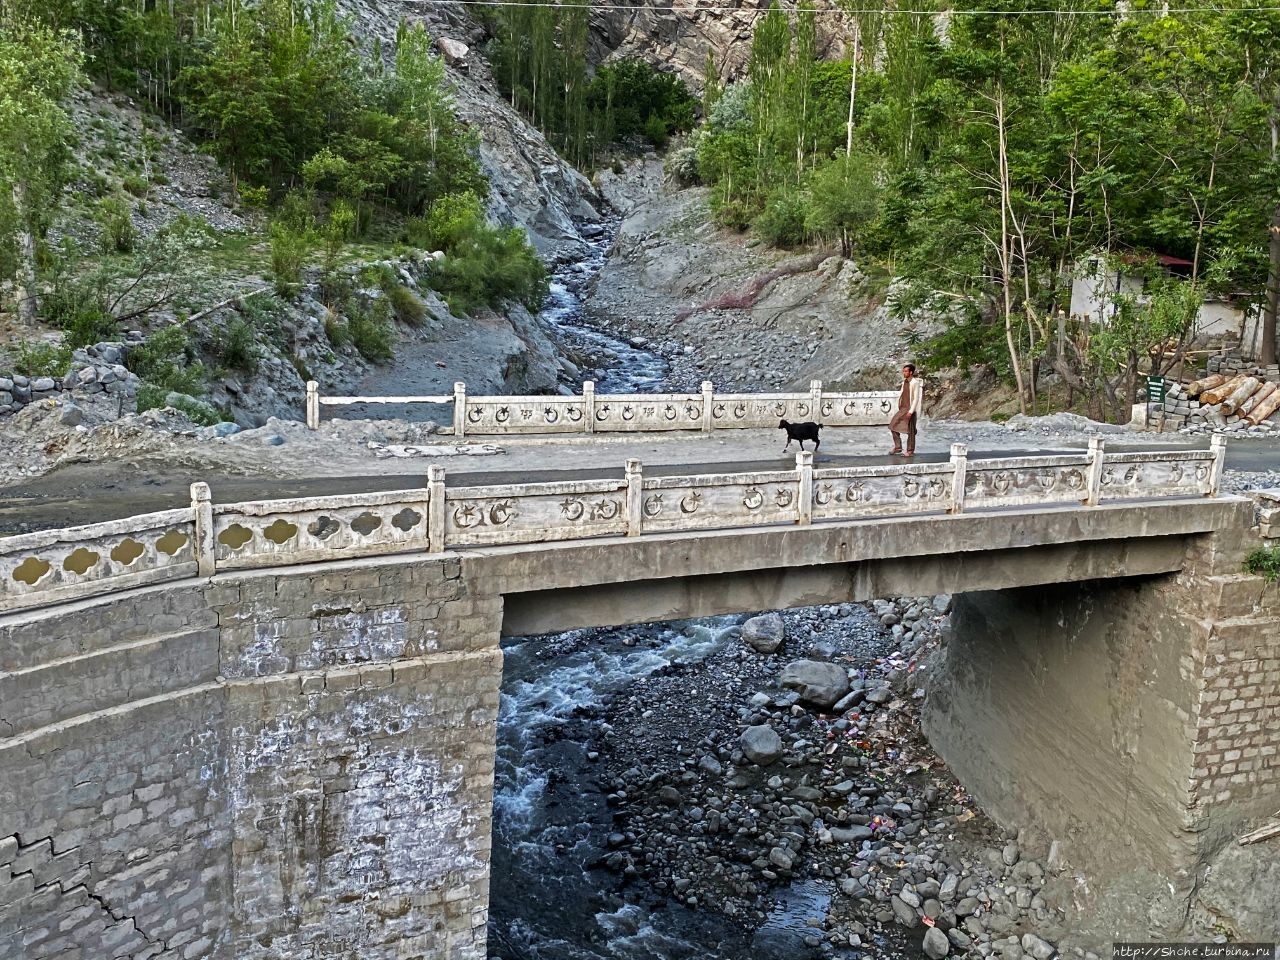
[537,223,670,394]
[494,619,736,842]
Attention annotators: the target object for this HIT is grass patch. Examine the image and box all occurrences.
[1243,546,1280,584]
[11,342,73,378]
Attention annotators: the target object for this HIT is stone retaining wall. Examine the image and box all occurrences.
[0,552,502,960]
[0,340,142,417]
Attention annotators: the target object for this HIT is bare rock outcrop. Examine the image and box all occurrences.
[588,0,852,91]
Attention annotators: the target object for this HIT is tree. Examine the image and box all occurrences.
[0,15,82,324]
[806,150,884,257]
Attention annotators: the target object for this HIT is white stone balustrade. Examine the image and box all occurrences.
[0,437,1227,614]
[306,379,900,435]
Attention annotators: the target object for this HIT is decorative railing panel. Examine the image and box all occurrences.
[811,393,899,427]
[592,393,706,432]
[639,471,801,532]
[213,490,431,570]
[308,379,899,436]
[0,509,197,613]
[962,455,1094,509]
[1,437,1229,615]
[812,463,955,520]
[444,479,629,546]
[1100,450,1218,500]
[461,395,591,435]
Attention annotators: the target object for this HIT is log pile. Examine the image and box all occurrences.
[1156,366,1280,433]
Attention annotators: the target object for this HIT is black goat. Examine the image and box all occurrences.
[779,419,821,453]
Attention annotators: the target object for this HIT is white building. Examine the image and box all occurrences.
[1069,254,1263,358]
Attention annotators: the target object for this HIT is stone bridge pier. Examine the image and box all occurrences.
[923,527,1280,937]
[2,496,1277,956]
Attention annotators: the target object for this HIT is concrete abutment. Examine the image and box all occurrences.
[2,498,1276,954]
[922,526,1280,938]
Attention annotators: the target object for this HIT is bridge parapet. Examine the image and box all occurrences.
[0,438,1226,615]
[307,378,900,434]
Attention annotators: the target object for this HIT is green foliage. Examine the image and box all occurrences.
[127,325,205,396]
[97,194,136,254]
[346,298,395,363]
[210,315,258,374]
[0,14,83,321]
[10,340,72,378]
[269,222,310,298]
[136,384,219,425]
[665,145,701,187]
[239,184,270,209]
[373,268,429,327]
[489,0,696,167]
[429,224,548,316]
[1244,546,1280,584]
[409,191,484,253]
[913,310,1013,380]
[753,188,809,249]
[323,308,351,348]
[121,173,149,198]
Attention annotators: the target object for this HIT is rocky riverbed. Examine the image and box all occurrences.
[488,598,1122,960]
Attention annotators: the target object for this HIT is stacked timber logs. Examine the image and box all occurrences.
[1155,361,1280,434]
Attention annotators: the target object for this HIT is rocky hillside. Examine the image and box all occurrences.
[588,0,852,90]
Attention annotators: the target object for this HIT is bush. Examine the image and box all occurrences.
[386,282,428,327]
[135,383,220,424]
[211,315,258,373]
[753,190,809,249]
[97,194,136,254]
[429,224,548,316]
[347,299,395,363]
[240,184,270,209]
[270,222,310,298]
[666,146,701,186]
[1244,546,1280,584]
[411,191,484,253]
[127,326,205,396]
[643,114,669,150]
[39,280,117,348]
[324,308,351,348]
[121,174,150,198]
[11,341,73,378]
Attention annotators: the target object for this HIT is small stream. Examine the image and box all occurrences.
[488,227,912,958]
[539,222,670,394]
[488,619,855,960]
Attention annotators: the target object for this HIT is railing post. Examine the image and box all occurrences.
[809,379,823,419]
[305,380,319,430]
[427,466,447,552]
[1085,437,1105,506]
[1208,434,1226,496]
[701,381,714,433]
[797,450,813,525]
[452,382,467,438]
[625,459,644,536]
[949,443,968,514]
[190,482,215,577]
[583,380,596,435]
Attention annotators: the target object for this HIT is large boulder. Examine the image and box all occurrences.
[739,724,783,766]
[780,659,851,709]
[436,37,470,69]
[741,612,785,654]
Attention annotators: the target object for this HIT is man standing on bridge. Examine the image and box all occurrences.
[889,363,923,456]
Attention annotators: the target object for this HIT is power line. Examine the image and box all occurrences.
[400,0,1280,15]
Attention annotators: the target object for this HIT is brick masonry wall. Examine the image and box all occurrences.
[1179,531,1280,849]
[0,552,503,960]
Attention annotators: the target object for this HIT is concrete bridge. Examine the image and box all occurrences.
[2,437,1278,957]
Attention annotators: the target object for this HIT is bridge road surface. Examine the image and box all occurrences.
[2,426,1275,537]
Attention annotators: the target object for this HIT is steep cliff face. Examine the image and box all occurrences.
[588,0,852,91]
[337,0,604,262]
